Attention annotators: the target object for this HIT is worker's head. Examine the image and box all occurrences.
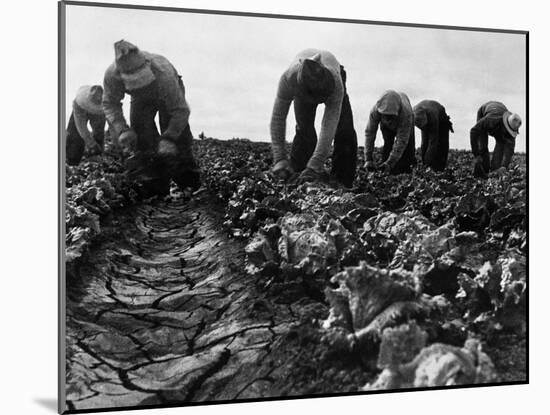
[297,55,335,102]
[376,90,402,129]
[75,85,104,114]
[114,40,155,91]
[413,107,428,130]
[503,112,522,138]
[89,85,103,105]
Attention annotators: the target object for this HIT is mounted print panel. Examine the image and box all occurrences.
[59,1,528,413]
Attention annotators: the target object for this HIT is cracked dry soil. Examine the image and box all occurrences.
[65,193,307,411]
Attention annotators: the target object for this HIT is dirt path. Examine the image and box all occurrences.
[65,193,296,411]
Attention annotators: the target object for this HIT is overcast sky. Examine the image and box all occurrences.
[65,4,527,151]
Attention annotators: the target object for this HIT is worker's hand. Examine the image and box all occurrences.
[378,161,392,175]
[84,139,102,155]
[490,166,507,178]
[119,129,138,152]
[158,136,178,157]
[297,167,326,185]
[363,160,377,172]
[271,159,294,181]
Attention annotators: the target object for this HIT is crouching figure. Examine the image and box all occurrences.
[364,90,416,175]
[103,40,201,196]
[470,101,521,178]
[413,99,454,172]
[66,85,106,165]
[270,49,358,188]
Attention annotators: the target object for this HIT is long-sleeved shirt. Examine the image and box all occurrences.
[270,49,344,172]
[470,101,515,167]
[72,100,104,145]
[103,52,190,140]
[365,90,414,168]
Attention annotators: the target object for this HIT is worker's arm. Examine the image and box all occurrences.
[160,74,191,140]
[102,65,129,140]
[270,73,294,164]
[72,101,95,148]
[307,85,344,172]
[386,110,414,168]
[501,138,516,168]
[364,106,381,162]
[470,116,493,156]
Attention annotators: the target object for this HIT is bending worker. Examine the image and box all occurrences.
[470,101,522,178]
[270,48,358,188]
[413,99,454,172]
[66,85,105,166]
[364,90,416,174]
[103,40,201,196]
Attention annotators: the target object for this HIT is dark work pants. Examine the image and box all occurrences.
[66,111,105,165]
[471,108,515,173]
[129,93,200,195]
[471,134,515,173]
[380,124,416,174]
[289,66,358,188]
[420,110,450,172]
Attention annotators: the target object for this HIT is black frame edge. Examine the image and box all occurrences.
[58,1,67,414]
[525,30,529,385]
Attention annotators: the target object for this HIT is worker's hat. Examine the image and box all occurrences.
[503,112,522,138]
[114,40,155,91]
[75,85,103,115]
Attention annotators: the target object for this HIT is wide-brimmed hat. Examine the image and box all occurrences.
[114,40,155,91]
[75,85,103,114]
[503,111,521,138]
[297,54,335,101]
